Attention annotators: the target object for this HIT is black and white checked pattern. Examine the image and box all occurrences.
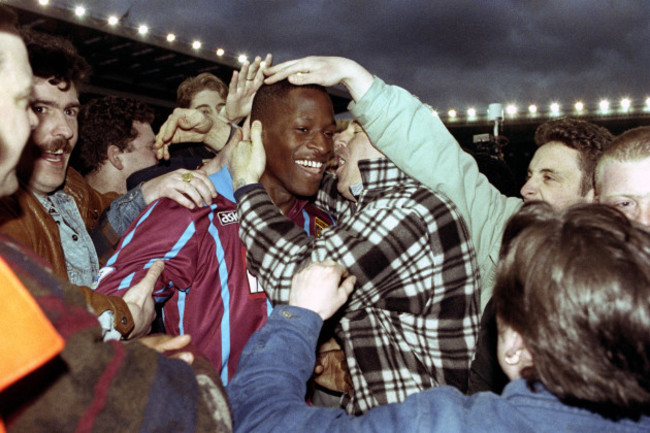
[237,159,481,414]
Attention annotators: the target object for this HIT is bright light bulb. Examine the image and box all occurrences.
[138,25,149,35]
[38,0,49,5]
[528,104,537,114]
[599,100,610,112]
[550,103,560,115]
[74,6,86,17]
[216,48,225,56]
[192,40,202,49]
[574,101,584,111]
[448,109,457,119]
[108,16,118,25]
[467,108,476,117]
[506,104,517,115]
[646,97,650,109]
[238,54,248,63]
[166,33,176,42]
[620,98,631,111]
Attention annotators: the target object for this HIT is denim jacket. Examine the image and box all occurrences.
[227,305,650,433]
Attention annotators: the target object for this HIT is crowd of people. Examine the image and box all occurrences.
[0,4,648,432]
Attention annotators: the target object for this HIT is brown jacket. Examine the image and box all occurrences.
[0,168,133,335]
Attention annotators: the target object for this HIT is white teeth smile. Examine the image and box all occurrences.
[43,149,65,162]
[295,160,323,169]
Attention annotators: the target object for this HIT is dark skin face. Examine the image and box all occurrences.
[260,87,336,215]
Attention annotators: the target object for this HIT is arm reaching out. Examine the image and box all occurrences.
[289,261,356,321]
[264,56,374,102]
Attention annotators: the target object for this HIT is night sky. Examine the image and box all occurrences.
[23,0,650,114]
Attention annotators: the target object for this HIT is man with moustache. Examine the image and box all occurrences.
[93,80,336,383]
[0,7,232,431]
[0,30,217,291]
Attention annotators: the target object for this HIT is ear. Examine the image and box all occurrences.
[503,329,526,365]
[107,145,124,170]
[497,323,533,381]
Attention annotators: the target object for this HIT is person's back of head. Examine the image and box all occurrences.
[494,201,650,418]
[75,96,155,176]
[176,72,228,108]
[21,28,90,92]
[534,118,614,196]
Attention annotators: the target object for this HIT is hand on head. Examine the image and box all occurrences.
[289,260,356,320]
[263,56,374,101]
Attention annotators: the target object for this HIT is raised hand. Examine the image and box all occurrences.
[223,53,272,123]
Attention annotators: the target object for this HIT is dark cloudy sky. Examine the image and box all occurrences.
[54,0,650,113]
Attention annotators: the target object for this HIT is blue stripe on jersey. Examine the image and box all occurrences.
[118,271,135,291]
[206,208,232,384]
[177,290,187,334]
[209,166,235,203]
[106,201,159,266]
[159,221,196,261]
[301,208,310,233]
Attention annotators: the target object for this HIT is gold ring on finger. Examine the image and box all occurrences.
[182,172,194,183]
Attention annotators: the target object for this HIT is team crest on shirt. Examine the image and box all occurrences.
[314,216,329,237]
[217,211,238,225]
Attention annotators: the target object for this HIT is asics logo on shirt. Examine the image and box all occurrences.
[218,211,238,225]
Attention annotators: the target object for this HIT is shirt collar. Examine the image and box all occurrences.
[210,166,236,203]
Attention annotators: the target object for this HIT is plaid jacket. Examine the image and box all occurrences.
[237,159,481,414]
